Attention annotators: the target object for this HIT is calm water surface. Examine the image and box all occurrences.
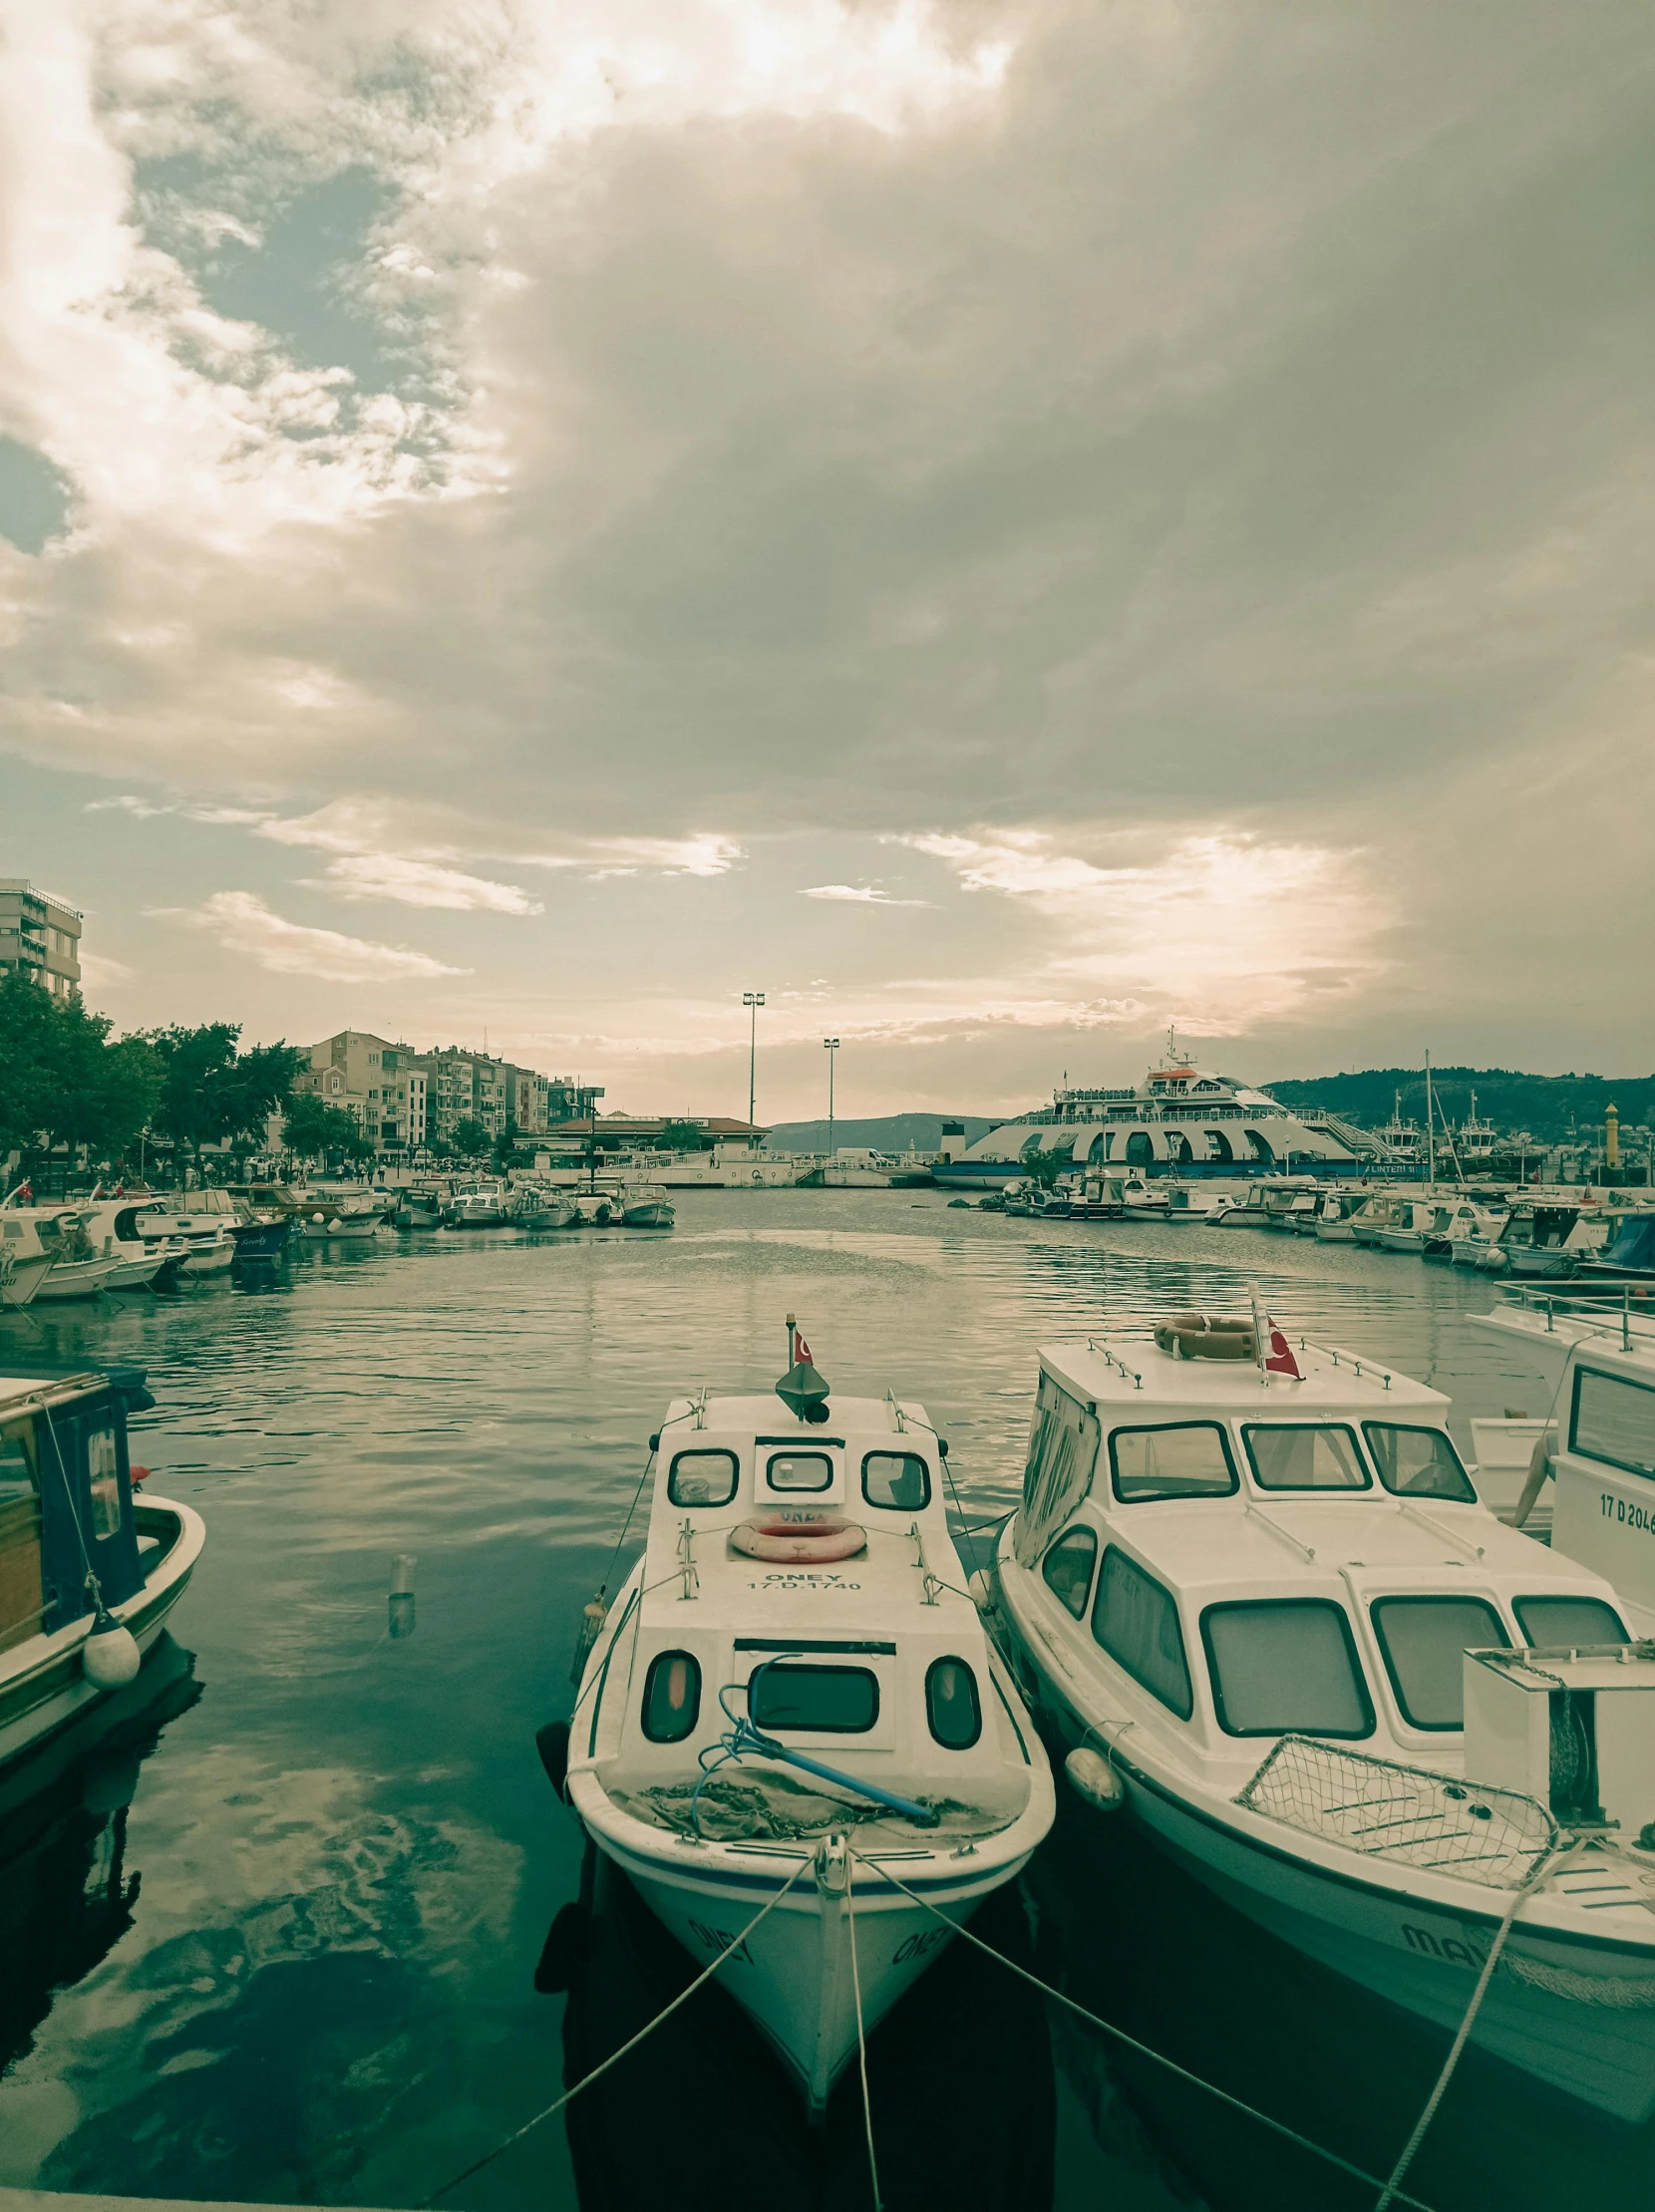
[0,1192,1646,2212]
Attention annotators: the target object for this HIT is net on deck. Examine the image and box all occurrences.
[1237,1736,1557,1888]
[614,1768,1011,1843]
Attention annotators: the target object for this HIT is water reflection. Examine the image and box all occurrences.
[0,1636,201,2078]
[547,1845,1057,2212]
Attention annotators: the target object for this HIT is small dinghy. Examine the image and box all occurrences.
[554,1322,1053,2112]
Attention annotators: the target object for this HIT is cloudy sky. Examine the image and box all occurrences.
[1,1,1650,1121]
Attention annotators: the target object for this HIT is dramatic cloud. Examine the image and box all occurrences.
[5,0,1653,1108]
[153,892,469,983]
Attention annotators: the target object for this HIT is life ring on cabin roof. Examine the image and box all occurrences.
[731,1517,867,1564]
[1154,1312,1258,1361]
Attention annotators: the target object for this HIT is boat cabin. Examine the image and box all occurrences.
[0,1372,145,1652]
[1006,1331,1626,1788]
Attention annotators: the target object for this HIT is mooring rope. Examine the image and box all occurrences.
[844,1860,883,2212]
[1372,1846,1561,2211]
[425,1854,811,2204]
[865,1860,1442,2212]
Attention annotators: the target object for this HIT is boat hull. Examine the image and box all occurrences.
[179,1238,236,1273]
[299,1218,379,1243]
[32,1258,120,1301]
[1313,1222,1356,1242]
[0,1252,54,1308]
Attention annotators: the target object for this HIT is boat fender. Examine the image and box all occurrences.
[1511,1431,1554,1529]
[1065,1745,1126,1813]
[1154,1313,1257,1362]
[83,1612,142,1690]
[536,1719,572,1800]
[311,1212,324,1223]
[568,1591,609,1685]
[129,1465,150,1488]
[731,1517,867,1563]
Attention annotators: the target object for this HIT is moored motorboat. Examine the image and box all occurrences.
[620,1184,675,1229]
[509,1187,581,1230]
[229,1214,292,1261]
[992,1310,1655,2119]
[0,1367,205,1769]
[555,1328,1054,2111]
[444,1183,508,1229]
[80,1199,187,1289]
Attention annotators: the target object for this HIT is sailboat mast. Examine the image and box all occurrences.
[1425,1052,1435,1186]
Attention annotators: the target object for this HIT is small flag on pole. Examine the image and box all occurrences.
[1247,1283,1303,1381]
[794,1330,814,1366]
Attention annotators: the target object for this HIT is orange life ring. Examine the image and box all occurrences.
[1154,1312,1257,1361]
[731,1517,867,1563]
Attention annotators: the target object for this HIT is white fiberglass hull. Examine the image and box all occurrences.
[1129,1779,1655,2122]
[1375,1229,1427,1254]
[105,1254,167,1290]
[0,1253,54,1308]
[300,1219,379,1244]
[180,1238,236,1273]
[33,1257,120,1302]
[0,1496,205,1770]
[575,1789,1040,2112]
[1313,1221,1356,1242]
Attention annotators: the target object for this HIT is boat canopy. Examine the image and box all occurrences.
[0,1374,144,1636]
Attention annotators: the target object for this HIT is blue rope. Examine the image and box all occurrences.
[690,1664,939,1836]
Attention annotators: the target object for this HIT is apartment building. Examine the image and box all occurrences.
[296,1031,422,1148]
[297,1032,603,1153]
[0,881,83,1000]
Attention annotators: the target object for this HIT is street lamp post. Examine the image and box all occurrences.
[743,992,766,1135]
[824,1038,839,1163]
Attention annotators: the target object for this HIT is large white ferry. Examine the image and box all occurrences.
[934,1050,1369,1189]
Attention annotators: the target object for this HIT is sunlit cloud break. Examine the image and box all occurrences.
[151,893,469,984]
[311,854,543,914]
[800,883,931,907]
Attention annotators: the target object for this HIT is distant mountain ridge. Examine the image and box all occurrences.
[1265,1068,1655,1142]
[765,1112,997,1154]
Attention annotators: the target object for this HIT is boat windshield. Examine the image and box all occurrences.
[1362,1424,1477,1501]
[1201,1599,1374,1738]
[1110,1422,1238,1503]
[1512,1594,1627,1644]
[1371,1596,1507,1729]
[1243,1423,1370,1490]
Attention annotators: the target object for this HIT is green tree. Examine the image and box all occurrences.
[145,1025,304,1166]
[652,1120,714,1152]
[283,1091,373,1164]
[453,1116,491,1159]
[492,1119,520,1171]
[0,973,163,1164]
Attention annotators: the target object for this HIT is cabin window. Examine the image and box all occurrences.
[750,1662,878,1734]
[668,1449,739,1507]
[88,1426,123,1538]
[1243,1423,1370,1491]
[925,1657,982,1749]
[1111,1422,1238,1503]
[1363,1424,1477,1502]
[767,1451,833,1492]
[862,1451,930,1510]
[640,1651,702,1742]
[1370,1597,1508,1730]
[1570,1370,1655,1480]
[1091,1548,1193,1720]
[0,1418,37,1501]
[1512,1595,1628,1646]
[1042,1526,1098,1618]
[1201,1600,1374,1738]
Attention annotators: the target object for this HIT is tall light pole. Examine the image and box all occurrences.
[743,992,765,1134]
[824,1038,839,1160]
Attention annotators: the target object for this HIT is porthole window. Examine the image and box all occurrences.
[925,1657,982,1749]
[640,1650,702,1742]
[862,1451,929,1510]
[768,1451,832,1492]
[668,1449,739,1507]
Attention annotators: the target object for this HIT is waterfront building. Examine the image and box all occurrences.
[0,880,82,1000]
[295,1031,422,1147]
[296,1032,603,1153]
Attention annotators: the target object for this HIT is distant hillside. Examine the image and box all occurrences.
[765,1112,997,1154]
[1266,1068,1655,1142]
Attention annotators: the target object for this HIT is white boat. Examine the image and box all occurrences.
[79,1198,187,1290]
[444,1182,508,1229]
[1426,1197,1507,1265]
[510,1187,581,1230]
[620,1184,675,1229]
[1476,1198,1608,1279]
[1373,1196,1447,1254]
[1158,1185,1218,1226]
[559,1343,1054,2111]
[15,1210,125,1302]
[131,1189,242,1275]
[0,1367,205,1768]
[1310,1189,1371,1242]
[992,1313,1655,2119]
[0,1201,58,1309]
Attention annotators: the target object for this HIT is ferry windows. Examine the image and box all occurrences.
[767,1451,833,1492]
[1201,1600,1374,1738]
[862,1451,929,1510]
[1042,1526,1098,1618]
[1363,1425,1477,1503]
[641,1650,702,1742]
[1243,1423,1370,1491]
[88,1426,123,1538]
[1111,1423,1238,1504]
[926,1657,982,1749]
[1091,1548,1193,1720]
[1512,1595,1628,1646]
[668,1449,739,1507]
[1570,1370,1655,1480]
[750,1662,878,1734]
[1370,1597,1507,1731]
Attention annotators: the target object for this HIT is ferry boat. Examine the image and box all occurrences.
[990,1315,1655,2118]
[552,1332,1053,2110]
[0,1368,204,1769]
[932,1053,1364,1191]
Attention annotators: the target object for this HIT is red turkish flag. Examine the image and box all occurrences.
[794,1331,814,1365]
[1263,1323,1302,1379]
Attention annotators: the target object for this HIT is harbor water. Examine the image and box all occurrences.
[1,1190,1650,2212]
